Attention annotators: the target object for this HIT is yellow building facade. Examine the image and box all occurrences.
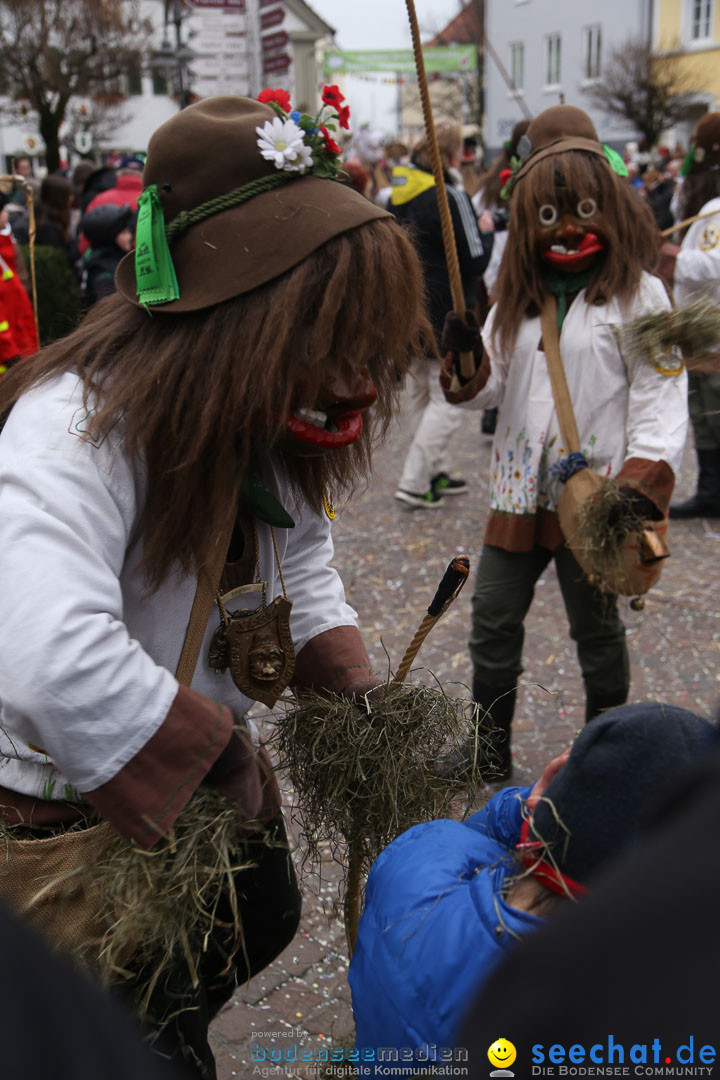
[653,0,720,132]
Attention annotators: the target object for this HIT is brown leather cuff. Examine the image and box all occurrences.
[85,685,233,850]
[617,457,675,517]
[291,625,374,693]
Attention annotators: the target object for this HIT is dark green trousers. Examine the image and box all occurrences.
[469,543,630,707]
[688,371,720,450]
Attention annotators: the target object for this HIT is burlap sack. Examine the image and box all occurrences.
[0,821,113,962]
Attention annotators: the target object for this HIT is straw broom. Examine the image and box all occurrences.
[276,557,479,957]
[345,556,470,952]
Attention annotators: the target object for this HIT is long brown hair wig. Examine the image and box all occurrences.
[491,151,660,358]
[477,119,530,211]
[0,218,429,587]
[680,168,720,224]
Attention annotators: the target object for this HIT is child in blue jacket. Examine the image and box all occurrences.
[349,703,716,1072]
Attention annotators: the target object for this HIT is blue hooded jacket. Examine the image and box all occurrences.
[349,785,541,1070]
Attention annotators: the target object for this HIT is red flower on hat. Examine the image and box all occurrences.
[321,126,341,155]
[321,84,345,109]
[258,87,291,113]
[321,84,351,129]
[499,167,512,186]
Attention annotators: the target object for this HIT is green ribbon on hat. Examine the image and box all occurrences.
[602,145,629,178]
[679,145,696,177]
[134,184,180,307]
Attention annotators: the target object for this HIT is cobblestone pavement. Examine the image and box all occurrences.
[210,388,720,1079]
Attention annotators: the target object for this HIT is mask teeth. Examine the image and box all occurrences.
[294,407,328,429]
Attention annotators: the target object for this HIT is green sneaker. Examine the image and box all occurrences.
[394,488,443,509]
[431,472,468,496]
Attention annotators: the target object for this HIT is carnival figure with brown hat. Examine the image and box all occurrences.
[0,89,430,1078]
[661,112,720,519]
[441,105,688,777]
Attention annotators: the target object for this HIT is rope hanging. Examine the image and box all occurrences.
[404,0,475,380]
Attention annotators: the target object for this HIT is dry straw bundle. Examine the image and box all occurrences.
[574,476,647,594]
[616,297,720,373]
[275,681,484,872]
[90,790,256,1015]
[274,678,488,952]
[269,555,489,951]
[17,788,259,1022]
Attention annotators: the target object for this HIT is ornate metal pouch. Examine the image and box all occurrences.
[208,521,295,707]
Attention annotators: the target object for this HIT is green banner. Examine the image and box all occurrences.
[323,45,476,76]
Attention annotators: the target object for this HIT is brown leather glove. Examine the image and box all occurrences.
[439,311,491,404]
[441,310,483,384]
[204,726,281,824]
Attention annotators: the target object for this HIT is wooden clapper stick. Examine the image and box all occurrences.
[344,555,470,955]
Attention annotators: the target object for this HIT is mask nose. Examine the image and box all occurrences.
[557,218,584,240]
[326,368,378,411]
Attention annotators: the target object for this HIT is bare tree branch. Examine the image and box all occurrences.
[0,0,152,170]
[583,38,705,149]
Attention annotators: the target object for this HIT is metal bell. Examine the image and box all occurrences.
[629,596,645,612]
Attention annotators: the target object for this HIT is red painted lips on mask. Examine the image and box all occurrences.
[285,387,378,450]
[285,410,365,448]
[541,231,605,267]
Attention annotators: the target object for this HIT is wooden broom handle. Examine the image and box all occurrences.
[391,555,470,686]
[660,207,720,237]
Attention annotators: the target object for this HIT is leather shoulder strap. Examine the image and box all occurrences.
[539,297,581,455]
[175,512,236,686]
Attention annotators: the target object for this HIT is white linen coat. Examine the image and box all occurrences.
[0,372,358,810]
[465,271,688,526]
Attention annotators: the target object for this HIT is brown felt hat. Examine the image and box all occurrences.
[514,105,606,186]
[115,96,390,313]
[526,105,599,147]
[692,111,720,171]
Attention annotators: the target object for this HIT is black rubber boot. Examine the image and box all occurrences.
[669,448,720,519]
[585,690,628,725]
[481,408,498,435]
[472,681,517,780]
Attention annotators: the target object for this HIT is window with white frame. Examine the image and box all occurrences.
[509,41,524,91]
[544,33,562,87]
[584,24,602,79]
[691,0,714,39]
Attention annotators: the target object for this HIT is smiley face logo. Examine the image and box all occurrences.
[488,1038,517,1073]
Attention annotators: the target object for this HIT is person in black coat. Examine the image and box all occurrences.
[390,121,494,509]
[80,203,136,307]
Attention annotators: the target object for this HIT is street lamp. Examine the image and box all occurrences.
[149,0,195,109]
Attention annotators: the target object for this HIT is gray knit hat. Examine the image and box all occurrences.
[522,703,717,889]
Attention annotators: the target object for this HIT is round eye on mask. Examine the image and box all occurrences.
[577,197,597,219]
[538,203,558,226]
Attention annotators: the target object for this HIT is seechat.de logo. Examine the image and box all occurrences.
[488,1038,517,1077]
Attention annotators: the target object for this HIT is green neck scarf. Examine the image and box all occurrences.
[541,263,601,329]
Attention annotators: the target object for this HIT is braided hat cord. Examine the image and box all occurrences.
[165,170,292,243]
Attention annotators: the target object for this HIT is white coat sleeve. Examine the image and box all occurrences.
[0,384,236,845]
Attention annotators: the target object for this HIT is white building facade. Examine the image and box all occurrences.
[484,0,653,155]
[1,0,333,169]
